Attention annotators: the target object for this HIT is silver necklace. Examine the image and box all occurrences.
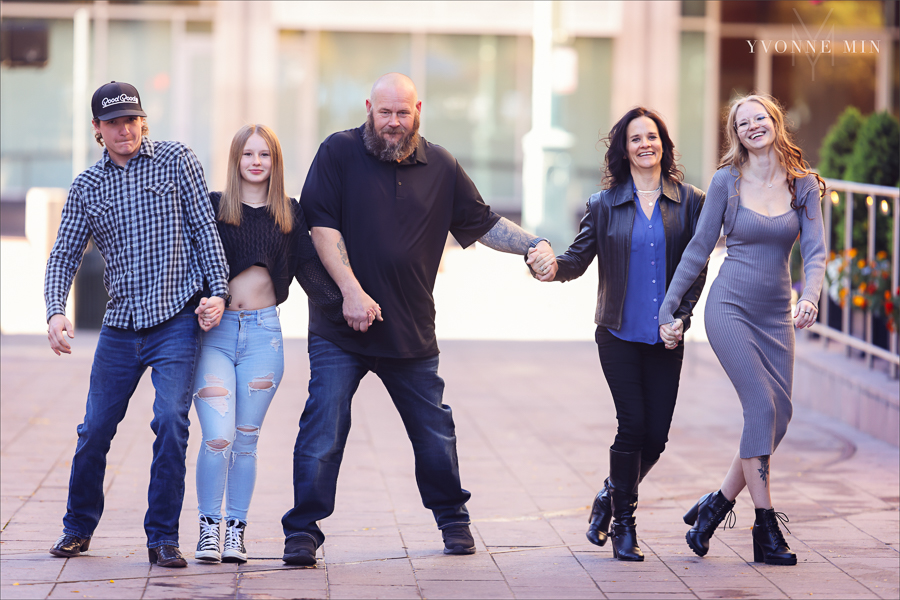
[636,187,661,206]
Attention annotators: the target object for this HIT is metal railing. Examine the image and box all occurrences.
[817,178,899,379]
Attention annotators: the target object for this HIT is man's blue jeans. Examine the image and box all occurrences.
[62,305,200,549]
[281,334,471,546]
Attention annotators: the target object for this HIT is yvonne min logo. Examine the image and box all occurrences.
[745,9,882,81]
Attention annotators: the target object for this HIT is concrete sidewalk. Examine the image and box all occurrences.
[1,334,898,599]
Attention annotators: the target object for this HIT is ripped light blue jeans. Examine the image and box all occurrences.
[193,306,283,522]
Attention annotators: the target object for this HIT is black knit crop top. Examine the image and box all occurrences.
[209,192,343,322]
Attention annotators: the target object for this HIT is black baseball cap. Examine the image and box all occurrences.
[91,81,147,121]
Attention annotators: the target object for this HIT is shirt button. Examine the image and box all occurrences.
[650,243,654,247]
[653,298,657,302]
[654,316,658,320]
[649,225,653,228]
[398,181,402,185]
[652,280,656,284]
[651,261,655,265]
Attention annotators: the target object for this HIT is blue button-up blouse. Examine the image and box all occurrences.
[609,189,668,344]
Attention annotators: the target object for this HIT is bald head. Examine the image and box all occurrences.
[370,73,418,105]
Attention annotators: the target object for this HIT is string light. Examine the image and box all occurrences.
[881,199,890,214]
[866,195,873,206]
[830,191,839,204]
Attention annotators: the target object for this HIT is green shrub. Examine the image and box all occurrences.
[827,111,898,255]
[818,106,864,179]
[845,111,900,186]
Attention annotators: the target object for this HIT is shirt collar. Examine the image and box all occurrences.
[616,175,681,205]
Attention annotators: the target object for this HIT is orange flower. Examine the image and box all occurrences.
[886,291,892,301]
[876,250,888,260]
[857,259,867,269]
[848,248,858,258]
[852,296,866,308]
[858,283,866,292]
[839,288,848,299]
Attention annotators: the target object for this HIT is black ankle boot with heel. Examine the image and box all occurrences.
[608,449,644,561]
[683,490,736,557]
[752,508,796,565]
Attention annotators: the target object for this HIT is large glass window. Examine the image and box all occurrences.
[424,34,526,213]
[1,19,76,193]
[772,53,876,166]
[317,32,411,138]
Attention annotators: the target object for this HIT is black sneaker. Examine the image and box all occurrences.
[195,515,221,562]
[283,534,318,566]
[442,524,476,555]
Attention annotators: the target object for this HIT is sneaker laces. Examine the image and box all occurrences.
[224,519,246,552]
[198,516,220,551]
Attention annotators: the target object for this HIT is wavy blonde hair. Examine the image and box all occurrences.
[219,124,293,233]
[719,93,825,213]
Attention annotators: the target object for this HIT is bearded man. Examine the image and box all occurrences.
[281,73,557,565]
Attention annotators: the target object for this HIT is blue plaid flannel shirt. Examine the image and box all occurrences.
[44,137,229,330]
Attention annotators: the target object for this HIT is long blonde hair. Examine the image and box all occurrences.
[219,124,293,233]
[719,93,825,212]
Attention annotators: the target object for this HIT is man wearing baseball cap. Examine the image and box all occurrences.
[44,81,230,567]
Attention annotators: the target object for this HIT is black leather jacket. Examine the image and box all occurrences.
[555,177,708,333]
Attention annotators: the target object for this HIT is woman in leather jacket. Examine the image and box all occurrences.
[536,107,708,561]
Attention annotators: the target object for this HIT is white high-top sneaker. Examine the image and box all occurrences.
[222,519,248,563]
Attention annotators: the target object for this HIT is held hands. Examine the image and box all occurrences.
[47,314,75,355]
[196,297,225,332]
[343,288,383,332]
[526,242,558,282]
[659,318,683,350]
[793,300,818,329]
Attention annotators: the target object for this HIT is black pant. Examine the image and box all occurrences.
[595,327,684,465]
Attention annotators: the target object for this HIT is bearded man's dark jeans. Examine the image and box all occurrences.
[282,334,471,546]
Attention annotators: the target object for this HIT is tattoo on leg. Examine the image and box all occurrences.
[757,456,770,486]
[337,237,350,267]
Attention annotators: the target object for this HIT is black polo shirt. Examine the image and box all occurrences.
[300,125,500,358]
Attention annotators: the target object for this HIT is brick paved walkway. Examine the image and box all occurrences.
[1,334,898,599]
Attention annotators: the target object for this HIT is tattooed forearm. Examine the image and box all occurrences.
[337,237,350,267]
[757,456,770,486]
[478,217,536,254]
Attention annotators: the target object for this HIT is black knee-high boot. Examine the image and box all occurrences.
[586,456,658,547]
[609,449,643,561]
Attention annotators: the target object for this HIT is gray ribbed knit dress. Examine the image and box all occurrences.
[659,167,826,458]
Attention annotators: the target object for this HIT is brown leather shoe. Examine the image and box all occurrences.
[49,533,91,558]
[148,545,187,568]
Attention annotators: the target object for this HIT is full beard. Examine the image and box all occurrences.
[363,111,421,162]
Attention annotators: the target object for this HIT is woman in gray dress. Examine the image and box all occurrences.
[658,94,826,566]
